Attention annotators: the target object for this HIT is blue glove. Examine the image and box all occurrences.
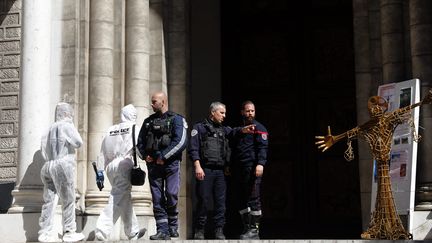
[96,170,104,191]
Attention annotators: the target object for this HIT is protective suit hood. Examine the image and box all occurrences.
[55,102,74,123]
[121,104,137,123]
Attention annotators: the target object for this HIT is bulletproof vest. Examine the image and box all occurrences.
[144,114,174,153]
[200,120,230,167]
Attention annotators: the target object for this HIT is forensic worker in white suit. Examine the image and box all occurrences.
[95,104,145,241]
[39,102,85,242]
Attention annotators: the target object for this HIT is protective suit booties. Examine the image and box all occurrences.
[95,104,144,240]
[38,102,85,242]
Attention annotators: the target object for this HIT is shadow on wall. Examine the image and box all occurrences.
[0,182,14,213]
[21,150,45,241]
[0,0,16,24]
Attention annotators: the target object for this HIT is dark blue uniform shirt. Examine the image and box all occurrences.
[231,120,268,167]
[188,118,235,166]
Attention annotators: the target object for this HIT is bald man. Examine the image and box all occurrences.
[137,91,188,240]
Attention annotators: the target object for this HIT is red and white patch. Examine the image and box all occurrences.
[261,134,268,140]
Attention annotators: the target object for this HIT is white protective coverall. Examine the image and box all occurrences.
[95,104,141,240]
[39,102,84,242]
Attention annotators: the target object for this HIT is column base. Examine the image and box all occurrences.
[415,202,432,211]
[416,184,432,211]
[8,187,44,213]
[85,189,153,215]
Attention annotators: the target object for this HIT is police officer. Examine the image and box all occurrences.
[230,100,269,240]
[188,102,231,240]
[137,91,188,240]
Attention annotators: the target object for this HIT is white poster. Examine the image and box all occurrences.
[371,79,420,234]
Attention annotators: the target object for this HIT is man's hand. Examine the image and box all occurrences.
[241,124,256,134]
[255,164,264,177]
[224,166,231,176]
[96,170,104,191]
[194,160,205,180]
[156,157,165,165]
[145,155,154,163]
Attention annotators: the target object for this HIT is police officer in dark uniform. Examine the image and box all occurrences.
[230,100,269,240]
[188,102,231,240]
[189,102,255,240]
[137,91,188,240]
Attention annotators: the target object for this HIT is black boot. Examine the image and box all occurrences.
[169,228,179,238]
[194,228,205,240]
[215,227,225,240]
[239,211,251,239]
[150,231,171,240]
[240,227,259,240]
[240,214,260,240]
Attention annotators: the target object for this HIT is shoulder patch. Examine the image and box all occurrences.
[261,133,268,140]
[191,129,198,137]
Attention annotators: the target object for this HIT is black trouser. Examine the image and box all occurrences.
[233,165,262,212]
[195,168,226,229]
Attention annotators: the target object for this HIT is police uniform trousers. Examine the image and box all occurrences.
[195,167,226,229]
[147,160,180,234]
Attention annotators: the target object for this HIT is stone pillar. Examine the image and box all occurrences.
[353,0,374,231]
[126,0,150,126]
[166,0,191,238]
[369,0,383,89]
[85,0,115,214]
[125,0,153,215]
[149,0,167,94]
[409,0,432,210]
[380,0,406,83]
[9,0,52,213]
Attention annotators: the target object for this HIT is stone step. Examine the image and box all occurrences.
[25,240,417,243]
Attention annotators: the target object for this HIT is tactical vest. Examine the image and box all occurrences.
[144,113,175,153]
[200,120,230,167]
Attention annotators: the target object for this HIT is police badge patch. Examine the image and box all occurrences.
[191,129,198,136]
[261,133,268,140]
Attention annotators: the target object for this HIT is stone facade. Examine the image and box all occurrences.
[0,0,21,183]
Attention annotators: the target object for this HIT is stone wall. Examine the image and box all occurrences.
[0,0,21,184]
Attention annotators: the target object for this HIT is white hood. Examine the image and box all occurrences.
[121,104,137,123]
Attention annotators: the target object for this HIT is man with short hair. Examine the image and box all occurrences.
[137,91,188,240]
[188,102,230,240]
[230,101,269,240]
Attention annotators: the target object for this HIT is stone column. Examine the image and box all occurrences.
[409,0,432,210]
[9,0,52,213]
[125,0,153,215]
[166,0,191,238]
[380,0,406,83]
[85,0,115,214]
[353,0,374,231]
[369,0,383,89]
[149,0,167,94]
[125,0,150,126]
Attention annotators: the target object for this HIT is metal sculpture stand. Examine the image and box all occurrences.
[315,90,432,240]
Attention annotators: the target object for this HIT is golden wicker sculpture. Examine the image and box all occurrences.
[315,90,432,240]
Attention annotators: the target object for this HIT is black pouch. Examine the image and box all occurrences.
[131,166,146,186]
[131,125,146,186]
